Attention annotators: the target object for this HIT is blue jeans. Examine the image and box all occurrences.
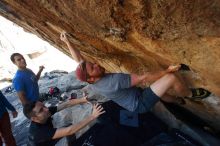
[135,87,160,113]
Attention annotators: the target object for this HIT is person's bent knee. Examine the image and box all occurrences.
[164,73,177,82]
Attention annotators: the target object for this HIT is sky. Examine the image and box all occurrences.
[0,16,78,88]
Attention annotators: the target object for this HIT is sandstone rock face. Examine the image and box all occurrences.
[0,0,220,131]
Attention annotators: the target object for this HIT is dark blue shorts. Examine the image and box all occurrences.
[135,87,160,113]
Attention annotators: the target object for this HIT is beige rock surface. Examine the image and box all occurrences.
[0,0,220,131]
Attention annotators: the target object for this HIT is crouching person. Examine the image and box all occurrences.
[23,97,105,146]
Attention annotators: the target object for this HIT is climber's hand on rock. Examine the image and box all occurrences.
[166,64,181,73]
[60,31,69,43]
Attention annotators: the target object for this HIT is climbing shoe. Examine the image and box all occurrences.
[188,88,211,100]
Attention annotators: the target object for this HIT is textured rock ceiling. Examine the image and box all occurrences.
[0,0,220,131]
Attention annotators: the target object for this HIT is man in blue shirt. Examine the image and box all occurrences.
[60,32,210,113]
[11,53,44,104]
[0,90,18,146]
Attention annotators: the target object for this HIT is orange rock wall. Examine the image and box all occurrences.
[0,0,220,130]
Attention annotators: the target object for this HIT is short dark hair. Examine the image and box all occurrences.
[23,101,37,119]
[10,53,23,63]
